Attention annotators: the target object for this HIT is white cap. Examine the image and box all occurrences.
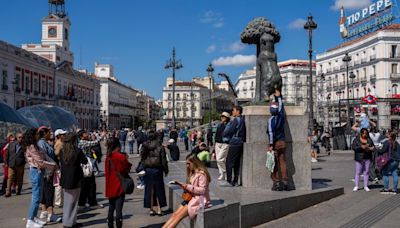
[221,112,231,118]
[168,139,175,143]
[54,129,68,137]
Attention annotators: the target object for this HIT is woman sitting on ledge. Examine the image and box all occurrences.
[163,154,212,228]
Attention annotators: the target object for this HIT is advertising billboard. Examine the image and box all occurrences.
[339,0,397,39]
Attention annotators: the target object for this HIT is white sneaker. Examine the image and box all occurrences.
[26,219,43,228]
[47,214,62,223]
[353,186,358,192]
[34,217,46,226]
[137,184,145,190]
[311,158,318,163]
[39,211,48,221]
[138,170,146,177]
[364,187,371,192]
[218,174,224,181]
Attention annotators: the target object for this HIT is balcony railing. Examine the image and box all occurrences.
[326,68,332,73]
[1,84,8,91]
[361,58,367,64]
[390,53,400,58]
[391,73,400,79]
[340,65,346,70]
[370,55,376,61]
[33,91,39,96]
[370,74,377,80]
[354,60,361,65]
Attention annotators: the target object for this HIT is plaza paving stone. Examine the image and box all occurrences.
[1,144,398,228]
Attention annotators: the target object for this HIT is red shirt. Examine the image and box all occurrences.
[105,150,132,198]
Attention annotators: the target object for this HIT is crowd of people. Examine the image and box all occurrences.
[13,87,397,227]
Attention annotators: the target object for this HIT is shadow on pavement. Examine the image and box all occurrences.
[140,223,164,228]
[78,212,100,220]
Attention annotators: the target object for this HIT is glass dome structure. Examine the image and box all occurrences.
[0,101,32,146]
[18,104,79,132]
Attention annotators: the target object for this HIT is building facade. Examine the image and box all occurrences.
[0,2,101,130]
[235,67,256,103]
[161,76,234,128]
[235,60,316,106]
[316,24,400,130]
[96,63,139,130]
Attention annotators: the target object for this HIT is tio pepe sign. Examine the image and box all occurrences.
[347,0,392,26]
[339,0,395,39]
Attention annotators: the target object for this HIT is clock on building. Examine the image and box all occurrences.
[48,27,57,37]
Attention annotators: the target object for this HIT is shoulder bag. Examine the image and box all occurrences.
[376,143,392,171]
[109,159,134,194]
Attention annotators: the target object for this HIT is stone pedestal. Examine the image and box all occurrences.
[242,105,312,190]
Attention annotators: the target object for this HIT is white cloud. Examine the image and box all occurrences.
[227,41,246,53]
[206,44,216,53]
[212,54,256,67]
[288,18,307,30]
[200,10,224,28]
[331,0,372,10]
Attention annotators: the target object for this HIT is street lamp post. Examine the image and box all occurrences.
[349,71,356,126]
[165,47,183,129]
[207,63,214,128]
[342,53,352,133]
[304,14,317,131]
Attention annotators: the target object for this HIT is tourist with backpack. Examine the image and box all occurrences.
[141,130,168,216]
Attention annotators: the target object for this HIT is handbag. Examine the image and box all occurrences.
[376,152,391,170]
[376,143,392,170]
[109,159,134,194]
[181,190,193,202]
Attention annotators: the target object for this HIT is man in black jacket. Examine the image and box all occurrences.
[223,106,246,187]
[5,132,25,196]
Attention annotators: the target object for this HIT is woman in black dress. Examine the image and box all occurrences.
[141,130,168,216]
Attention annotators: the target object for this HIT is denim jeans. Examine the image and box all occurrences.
[119,141,125,153]
[128,141,134,154]
[382,160,399,190]
[28,167,43,220]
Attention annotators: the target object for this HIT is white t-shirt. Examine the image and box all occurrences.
[369,132,381,146]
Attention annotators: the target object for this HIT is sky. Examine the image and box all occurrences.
[0,0,388,99]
